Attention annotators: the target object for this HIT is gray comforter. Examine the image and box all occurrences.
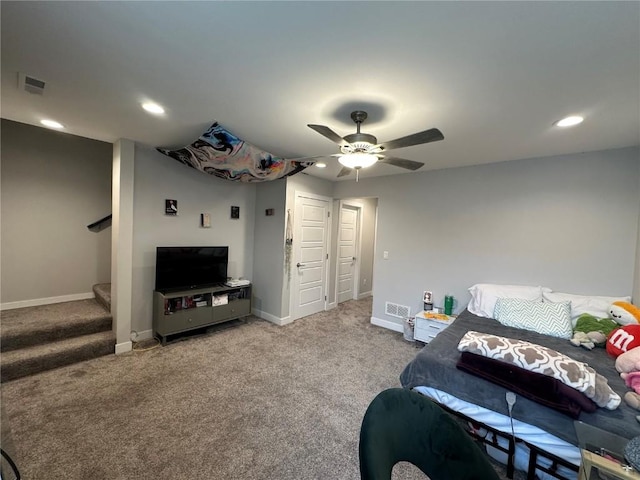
[399,309,640,446]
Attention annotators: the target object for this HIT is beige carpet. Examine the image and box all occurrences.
[1,297,523,480]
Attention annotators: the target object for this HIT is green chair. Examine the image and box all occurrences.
[359,388,501,480]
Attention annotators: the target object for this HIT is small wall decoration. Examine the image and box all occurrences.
[165,199,178,216]
[231,206,240,219]
[201,213,211,228]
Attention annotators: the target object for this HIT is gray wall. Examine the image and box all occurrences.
[0,119,112,305]
[253,180,287,319]
[334,147,640,328]
[357,197,377,297]
[635,171,640,305]
[131,145,256,335]
[3,120,638,340]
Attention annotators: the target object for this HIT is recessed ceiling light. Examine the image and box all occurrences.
[40,119,64,129]
[142,102,165,115]
[554,116,584,127]
[315,162,327,168]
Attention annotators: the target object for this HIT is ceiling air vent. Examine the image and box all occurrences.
[18,73,45,95]
[385,301,411,319]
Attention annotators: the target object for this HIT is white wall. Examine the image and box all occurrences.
[0,120,112,307]
[334,147,640,329]
[131,145,256,336]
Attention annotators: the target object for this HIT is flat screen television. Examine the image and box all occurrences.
[155,246,228,292]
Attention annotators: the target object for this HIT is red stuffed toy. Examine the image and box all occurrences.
[607,324,640,357]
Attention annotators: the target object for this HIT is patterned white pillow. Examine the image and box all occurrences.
[494,298,573,339]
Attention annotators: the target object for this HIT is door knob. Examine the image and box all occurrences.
[297,262,306,267]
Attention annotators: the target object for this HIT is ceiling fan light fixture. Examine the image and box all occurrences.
[338,153,378,169]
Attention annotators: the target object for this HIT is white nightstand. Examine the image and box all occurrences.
[413,311,455,344]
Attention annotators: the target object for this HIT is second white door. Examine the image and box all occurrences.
[337,204,360,304]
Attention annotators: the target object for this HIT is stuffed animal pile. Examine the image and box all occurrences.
[570,314,618,349]
[606,302,640,356]
[570,301,640,350]
[616,346,640,421]
[608,302,640,421]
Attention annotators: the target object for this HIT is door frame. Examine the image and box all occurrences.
[334,200,363,304]
[290,191,333,321]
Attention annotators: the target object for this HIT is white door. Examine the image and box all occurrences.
[291,193,330,320]
[337,204,360,304]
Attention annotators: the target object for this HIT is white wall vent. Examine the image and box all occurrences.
[385,302,410,319]
[18,73,45,95]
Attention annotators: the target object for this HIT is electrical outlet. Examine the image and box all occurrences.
[383,251,389,259]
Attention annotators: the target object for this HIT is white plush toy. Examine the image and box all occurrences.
[610,301,640,326]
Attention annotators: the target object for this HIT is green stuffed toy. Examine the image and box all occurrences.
[570,313,618,350]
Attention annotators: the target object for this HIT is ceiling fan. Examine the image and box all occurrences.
[306,110,444,180]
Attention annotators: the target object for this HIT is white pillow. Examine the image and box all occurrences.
[542,291,632,325]
[467,283,549,318]
[493,298,573,339]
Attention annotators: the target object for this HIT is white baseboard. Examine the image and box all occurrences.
[115,341,132,354]
[371,316,403,333]
[0,292,95,311]
[357,290,372,300]
[252,308,293,326]
[327,301,337,310]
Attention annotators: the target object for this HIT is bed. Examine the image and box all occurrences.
[400,300,640,480]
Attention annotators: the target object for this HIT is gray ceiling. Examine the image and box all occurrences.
[2,1,639,181]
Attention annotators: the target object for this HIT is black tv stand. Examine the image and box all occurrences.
[152,284,251,345]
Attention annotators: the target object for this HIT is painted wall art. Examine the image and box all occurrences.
[157,122,312,183]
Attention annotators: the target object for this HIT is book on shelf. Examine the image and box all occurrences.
[212,294,228,306]
[225,279,250,287]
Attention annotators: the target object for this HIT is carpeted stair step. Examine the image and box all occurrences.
[1,299,111,352]
[0,330,116,383]
[92,283,111,312]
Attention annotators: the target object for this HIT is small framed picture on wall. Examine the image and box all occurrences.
[165,199,178,216]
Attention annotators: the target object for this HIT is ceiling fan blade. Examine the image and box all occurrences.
[307,124,350,148]
[337,166,353,177]
[377,156,424,171]
[377,128,444,151]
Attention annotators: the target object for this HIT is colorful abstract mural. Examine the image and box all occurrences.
[157,122,311,182]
